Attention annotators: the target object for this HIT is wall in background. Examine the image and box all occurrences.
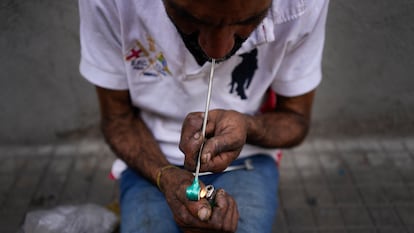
[1,0,413,144]
[312,0,414,137]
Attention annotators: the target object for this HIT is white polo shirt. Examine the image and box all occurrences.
[79,0,329,165]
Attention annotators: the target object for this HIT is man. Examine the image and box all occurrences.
[79,0,329,232]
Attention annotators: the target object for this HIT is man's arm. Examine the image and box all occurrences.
[247,90,315,148]
[96,86,170,182]
[96,86,239,232]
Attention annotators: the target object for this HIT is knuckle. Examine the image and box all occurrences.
[187,113,202,125]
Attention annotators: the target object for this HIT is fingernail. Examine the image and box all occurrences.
[202,153,211,163]
[198,207,210,221]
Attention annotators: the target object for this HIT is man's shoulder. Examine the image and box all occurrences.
[270,0,328,24]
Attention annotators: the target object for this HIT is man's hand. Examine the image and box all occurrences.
[160,168,239,232]
[180,109,248,173]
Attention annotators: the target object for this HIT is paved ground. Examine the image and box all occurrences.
[1,136,413,233]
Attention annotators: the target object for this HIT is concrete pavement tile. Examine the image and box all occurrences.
[304,184,335,206]
[4,173,41,211]
[375,167,405,185]
[13,173,41,192]
[353,167,403,186]
[318,230,346,233]
[53,143,78,156]
[279,150,296,169]
[279,167,303,188]
[312,139,336,151]
[404,138,414,153]
[380,139,406,152]
[29,157,73,208]
[88,154,118,204]
[396,205,414,226]
[0,146,34,157]
[288,228,317,233]
[331,185,363,205]
[399,168,414,184]
[95,152,115,171]
[0,175,15,192]
[59,156,98,204]
[335,140,361,152]
[0,146,14,157]
[280,187,307,208]
[293,151,321,169]
[408,185,414,200]
[291,141,314,153]
[0,175,14,207]
[365,151,388,167]
[272,209,289,233]
[34,145,54,156]
[88,170,117,205]
[284,207,316,227]
[382,185,414,204]
[358,185,389,205]
[323,167,353,186]
[340,151,370,170]
[390,152,414,183]
[318,152,344,171]
[347,169,379,186]
[30,174,67,209]
[318,152,351,184]
[3,195,31,212]
[0,157,26,174]
[72,155,98,172]
[47,156,73,174]
[0,210,26,233]
[0,144,53,158]
[77,139,107,155]
[384,150,413,161]
[368,207,403,226]
[299,167,327,184]
[376,227,409,233]
[345,228,376,233]
[341,206,373,227]
[22,156,50,173]
[314,207,344,227]
[358,139,383,151]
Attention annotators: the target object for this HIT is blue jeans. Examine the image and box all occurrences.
[119,154,279,233]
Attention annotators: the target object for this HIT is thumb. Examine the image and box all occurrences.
[187,198,212,221]
[197,204,211,221]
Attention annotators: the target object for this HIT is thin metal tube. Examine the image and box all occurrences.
[195,59,215,181]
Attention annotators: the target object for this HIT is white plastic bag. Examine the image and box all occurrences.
[21,203,118,233]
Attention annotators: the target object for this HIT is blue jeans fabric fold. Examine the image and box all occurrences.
[120,154,279,233]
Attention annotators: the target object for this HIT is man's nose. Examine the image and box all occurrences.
[198,27,235,59]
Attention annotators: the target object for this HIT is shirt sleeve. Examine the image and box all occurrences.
[272,0,329,97]
[78,0,128,90]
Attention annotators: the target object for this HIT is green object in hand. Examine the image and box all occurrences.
[186,178,201,201]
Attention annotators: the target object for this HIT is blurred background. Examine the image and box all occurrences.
[0,0,413,144]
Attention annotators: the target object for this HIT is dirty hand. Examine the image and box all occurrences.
[181,189,239,233]
[159,169,239,232]
[180,109,248,173]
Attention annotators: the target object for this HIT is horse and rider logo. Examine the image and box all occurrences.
[229,48,258,100]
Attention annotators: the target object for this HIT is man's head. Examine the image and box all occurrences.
[163,0,271,63]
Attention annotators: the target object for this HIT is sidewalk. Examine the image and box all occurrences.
[1,136,413,233]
